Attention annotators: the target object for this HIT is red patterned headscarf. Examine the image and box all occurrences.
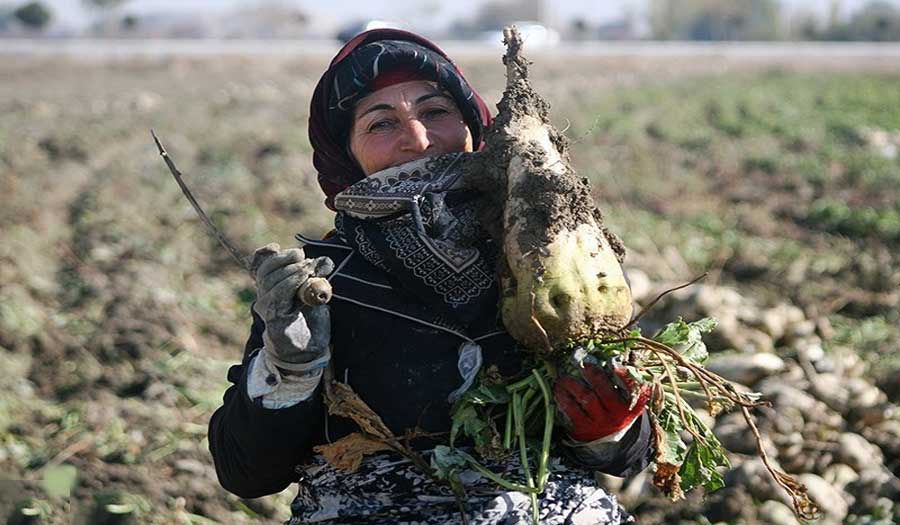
[308,29,493,210]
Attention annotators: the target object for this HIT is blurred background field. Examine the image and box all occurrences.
[2,27,900,525]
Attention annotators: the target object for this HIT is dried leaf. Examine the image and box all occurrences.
[314,433,390,472]
[650,380,665,414]
[324,381,392,440]
[653,462,685,502]
[706,395,732,417]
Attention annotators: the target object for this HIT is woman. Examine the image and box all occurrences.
[209,29,654,524]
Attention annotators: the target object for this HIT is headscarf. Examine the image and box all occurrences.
[308,29,493,210]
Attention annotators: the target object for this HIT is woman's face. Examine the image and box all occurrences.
[348,80,473,176]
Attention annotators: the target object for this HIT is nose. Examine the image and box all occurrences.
[399,118,431,153]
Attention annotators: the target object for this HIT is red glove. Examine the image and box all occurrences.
[553,363,650,442]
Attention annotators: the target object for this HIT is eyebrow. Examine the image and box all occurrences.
[356,92,453,120]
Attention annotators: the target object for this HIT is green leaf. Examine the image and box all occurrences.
[655,318,691,347]
[450,405,476,446]
[450,404,492,448]
[465,384,509,405]
[41,464,78,498]
[654,317,717,365]
[674,398,730,493]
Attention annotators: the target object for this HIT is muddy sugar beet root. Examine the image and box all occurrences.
[466,28,633,351]
[330,28,633,351]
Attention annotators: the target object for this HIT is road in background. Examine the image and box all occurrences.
[3,39,900,61]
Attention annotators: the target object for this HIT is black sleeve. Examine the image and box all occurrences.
[208,306,324,498]
[562,412,655,478]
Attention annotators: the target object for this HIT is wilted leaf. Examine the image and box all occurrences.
[679,441,728,493]
[707,395,733,417]
[689,317,716,333]
[324,381,392,439]
[650,415,686,501]
[431,445,466,480]
[653,462,685,501]
[656,410,688,466]
[661,397,730,493]
[650,381,665,413]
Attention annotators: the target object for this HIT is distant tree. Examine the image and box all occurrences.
[494,0,543,26]
[844,1,900,41]
[455,0,544,33]
[788,9,823,40]
[120,14,137,31]
[82,0,127,8]
[226,1,309,39]
[570,17,591,40]
[651,0,780,40]
[13,1,52,29]
[813,0,900,41]
[82,0,130,36]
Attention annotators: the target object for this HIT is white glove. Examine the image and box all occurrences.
[250,243,333,373]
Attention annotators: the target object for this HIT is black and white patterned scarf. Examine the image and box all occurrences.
[332,153,499,333]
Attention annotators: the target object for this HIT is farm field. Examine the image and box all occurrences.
[1,50,899,524]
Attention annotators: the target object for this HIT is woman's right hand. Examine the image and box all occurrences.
[250,243,334,372]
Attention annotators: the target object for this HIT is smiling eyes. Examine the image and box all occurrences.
[365,106,455,134]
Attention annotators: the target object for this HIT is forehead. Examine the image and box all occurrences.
[354,80,443,112]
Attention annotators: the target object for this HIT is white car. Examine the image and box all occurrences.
[480,22,560,49]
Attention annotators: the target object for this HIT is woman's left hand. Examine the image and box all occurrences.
[553,362,650,442]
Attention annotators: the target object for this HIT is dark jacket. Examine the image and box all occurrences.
[208,234,653,499]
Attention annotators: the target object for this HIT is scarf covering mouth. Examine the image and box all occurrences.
[309,29,492,211]
[332,153,499,333]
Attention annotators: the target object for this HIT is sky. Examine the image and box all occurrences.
[21,0,900,35]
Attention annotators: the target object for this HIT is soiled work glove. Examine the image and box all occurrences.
[250,243,334,373]
[554,361,650,442]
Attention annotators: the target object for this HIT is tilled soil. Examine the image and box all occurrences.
[1,52,898,524]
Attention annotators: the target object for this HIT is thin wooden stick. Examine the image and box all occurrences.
[151,130,251,275]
